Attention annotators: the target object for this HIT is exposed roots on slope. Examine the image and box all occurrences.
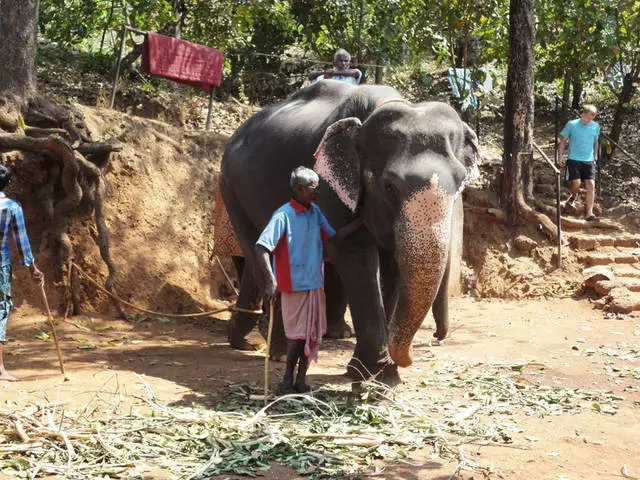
[0,95,123,316]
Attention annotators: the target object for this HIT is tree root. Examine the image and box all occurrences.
[0,96,121,316]
[516,193,558,241]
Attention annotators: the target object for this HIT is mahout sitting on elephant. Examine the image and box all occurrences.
[220,80,479,383]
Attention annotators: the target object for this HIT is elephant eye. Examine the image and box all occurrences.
[385,184,394,193]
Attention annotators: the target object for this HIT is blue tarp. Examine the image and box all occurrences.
[447,68,493,111]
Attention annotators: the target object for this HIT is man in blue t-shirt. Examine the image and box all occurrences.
[255,167,336,394]
[558,104,601,221]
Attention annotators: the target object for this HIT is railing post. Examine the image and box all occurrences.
[205,87,215,131]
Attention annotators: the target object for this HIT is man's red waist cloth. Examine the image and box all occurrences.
[141,31,224,91]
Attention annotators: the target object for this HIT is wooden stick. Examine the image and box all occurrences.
[39,283,66,375]
[264,300,275,406]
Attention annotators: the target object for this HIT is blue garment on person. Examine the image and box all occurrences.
[0,265,13,342]
[0,192,35,267]
[560,119,600,162]
[257,199,335,293]
[315,71,362,85]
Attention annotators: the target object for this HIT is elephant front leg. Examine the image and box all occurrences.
[334,232,399,385]
[324,262,351,339]
[431,246,451,342]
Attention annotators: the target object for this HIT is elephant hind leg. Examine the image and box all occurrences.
[324,263,351,339]
[220,181,263,350]
[228,267,264,350]
[220,181,287,358]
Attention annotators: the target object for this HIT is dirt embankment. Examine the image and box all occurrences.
[6,106,233,318]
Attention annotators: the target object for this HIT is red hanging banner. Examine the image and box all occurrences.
[141,32,224,91]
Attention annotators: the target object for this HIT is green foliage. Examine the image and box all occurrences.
[410,0,509,68]
[39,0,176,50]
[35,0,640,106]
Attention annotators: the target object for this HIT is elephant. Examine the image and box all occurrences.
[219,80,479,383]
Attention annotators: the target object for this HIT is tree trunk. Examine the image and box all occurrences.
[609,72,637,145]
[502,0,535,226]
[561,70,571,125]
[0,0,39,106]
[571,75,583,110]
[374,62,383,84]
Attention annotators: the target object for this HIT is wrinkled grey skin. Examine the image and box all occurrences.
[220,80,478,382]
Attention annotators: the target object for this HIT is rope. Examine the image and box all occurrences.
[71,262,263,319]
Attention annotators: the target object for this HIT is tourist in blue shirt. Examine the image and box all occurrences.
[0,165,43,382]
[558,104,601,221]
[255,167,336,394]
[308,49,363,85]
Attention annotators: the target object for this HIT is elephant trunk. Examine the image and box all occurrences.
[388,178,454,368]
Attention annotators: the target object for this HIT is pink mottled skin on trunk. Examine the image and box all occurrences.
[389,174,454,367]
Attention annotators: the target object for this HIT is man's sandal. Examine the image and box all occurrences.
[585,215,600,222]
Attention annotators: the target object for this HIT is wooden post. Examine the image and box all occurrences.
[205,87,215,131]
[533,142,563,269]
[556,171,563,269]
[109,25,127,109]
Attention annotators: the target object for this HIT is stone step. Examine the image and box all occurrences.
[591,278,640,296]
[569,233,640,250]
[603,287,640,314]
[536,173,557,186]
[561,216,624,231]
[535,184,556,195]
[611,264,640,278]
[582,250,640,266]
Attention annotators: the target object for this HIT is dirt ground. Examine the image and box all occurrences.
[1,296,638,479]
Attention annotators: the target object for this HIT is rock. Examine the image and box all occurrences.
[514,235,538,252]
[582,265,615,282]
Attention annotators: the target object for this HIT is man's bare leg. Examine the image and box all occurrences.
[568,179,581,199]
[0,343,18,382]
[585,179,596,218]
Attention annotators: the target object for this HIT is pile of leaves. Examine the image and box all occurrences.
[0,364,625,479]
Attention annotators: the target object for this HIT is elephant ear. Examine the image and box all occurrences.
[313,117,363,213]
[462,122,481,185]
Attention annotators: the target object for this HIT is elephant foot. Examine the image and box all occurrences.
[229,337,265,351]
[433,329,448,342]
[228,316,262,351]
[346,356,400,385]
[350,363,401,393]
[324,321,352,339]
[267,336,287,362]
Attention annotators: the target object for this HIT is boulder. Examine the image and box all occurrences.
[514,235,538,253]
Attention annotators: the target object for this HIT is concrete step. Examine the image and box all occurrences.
[569,233,640,250]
